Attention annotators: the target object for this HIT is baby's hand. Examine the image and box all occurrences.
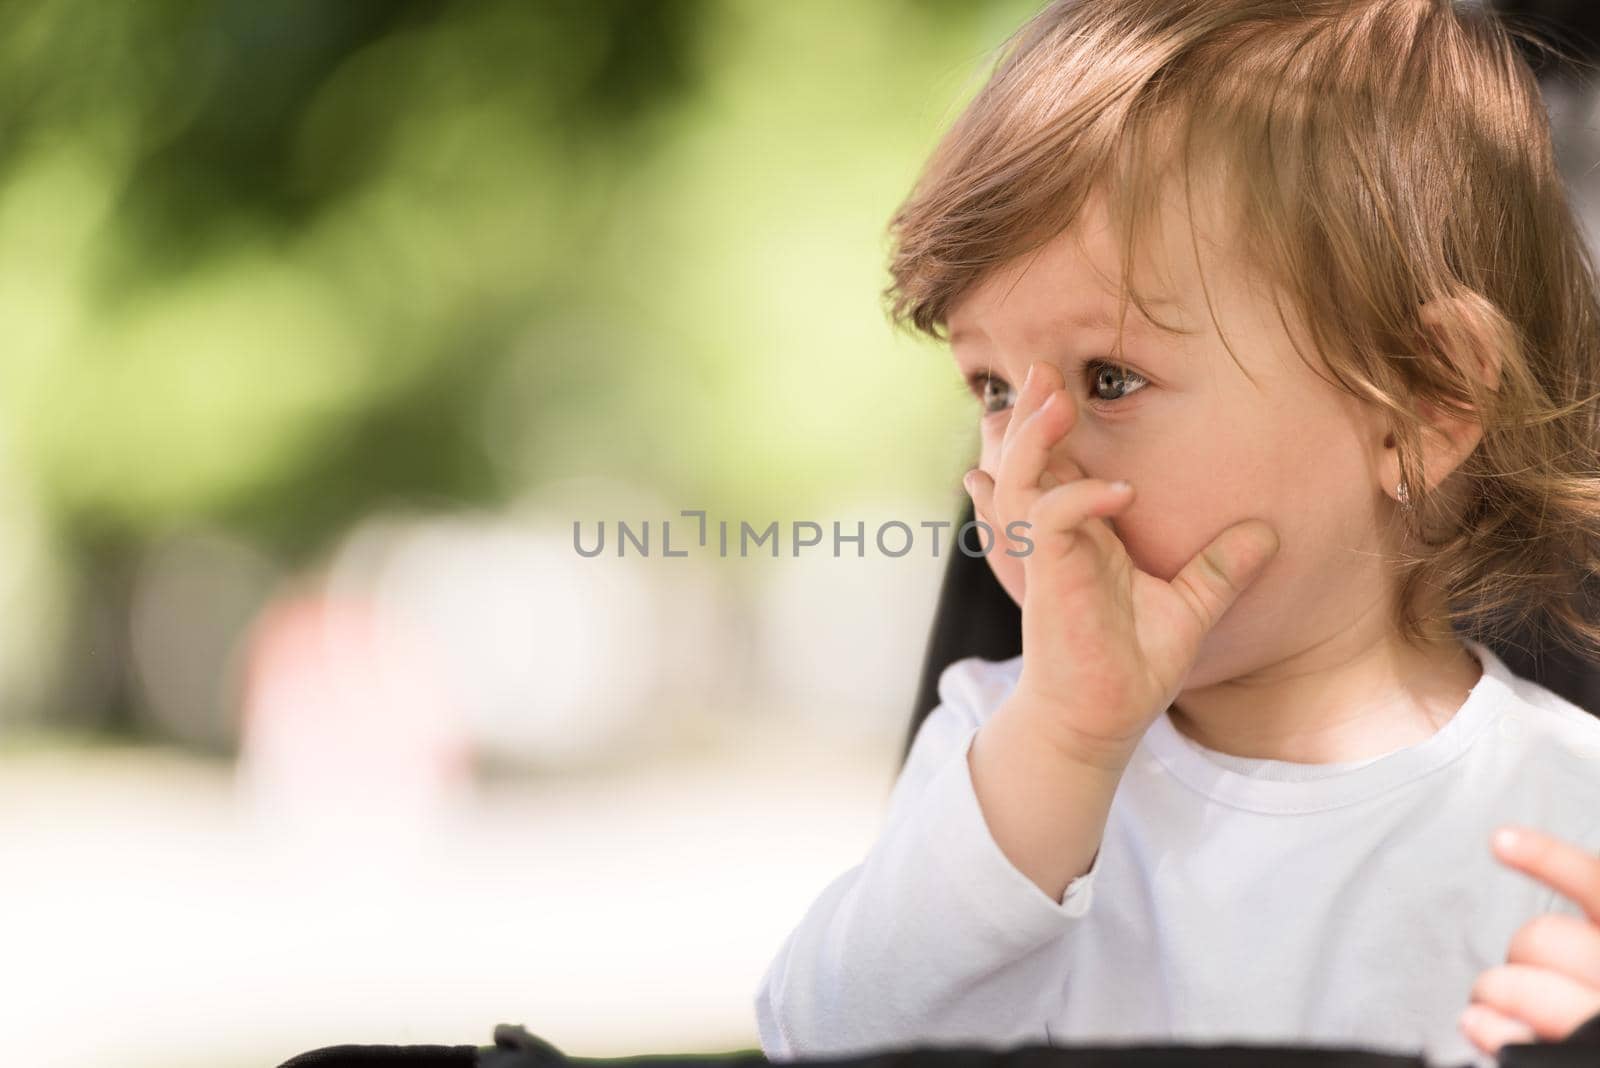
[1459,824,1600,1055]
[963,360,1280,765]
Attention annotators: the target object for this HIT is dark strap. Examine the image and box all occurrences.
[475,1024,1429,1067]
[1497,1005,1600,1067]
[274,1010,1600,1068]
[275,1043,476,1067]
[1568,1007,1600,1044]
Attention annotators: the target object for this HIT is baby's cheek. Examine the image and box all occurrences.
[976,419,1006,473]
[1111,510,1192,586]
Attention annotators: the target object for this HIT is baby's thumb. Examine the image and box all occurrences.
[1171,519,1281,639]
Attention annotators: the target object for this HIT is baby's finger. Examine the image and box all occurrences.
[963,467,997,529]
[1027,477,1136,562]
[963,467,1015,555]
[998,387,1074,514]
[1019,365,1086,489]
[1458,1003,1537,1055]
[1001,360,1060,459]
[1505,913,1600,990]
[1469,962,1600,1043]
[962,466,1029,603]
[1492,825,1600,926]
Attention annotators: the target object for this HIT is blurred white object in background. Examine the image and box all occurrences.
[753,494,947,746]
[347,505,663,767]
[248,481,732,774]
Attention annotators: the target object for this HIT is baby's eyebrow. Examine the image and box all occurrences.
[949,294,1186,347]
[1060,294,1186,331]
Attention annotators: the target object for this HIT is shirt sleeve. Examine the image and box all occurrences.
[752,656,1102,1060]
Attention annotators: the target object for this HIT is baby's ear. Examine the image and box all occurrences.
[1416,293,1507,402]
[1410,294,1508,475]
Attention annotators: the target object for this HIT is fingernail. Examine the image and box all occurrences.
[1493,827,1524,857]
[1024,363,1037,392]
[1111,479,1132,493]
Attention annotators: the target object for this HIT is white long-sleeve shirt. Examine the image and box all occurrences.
[753,637,1600,1067]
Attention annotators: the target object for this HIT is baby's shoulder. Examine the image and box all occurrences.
[1494,667,1600,766]
[932,653,1025,730]
[1484,662,1600,826]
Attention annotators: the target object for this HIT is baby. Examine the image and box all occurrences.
[754,1,1600,1065]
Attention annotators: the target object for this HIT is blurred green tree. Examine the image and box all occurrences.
[0,0,1036,739]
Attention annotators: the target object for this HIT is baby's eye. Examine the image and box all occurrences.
[967,372,1015,415]
[1087,360,1148,404]
[964,361,1149,416]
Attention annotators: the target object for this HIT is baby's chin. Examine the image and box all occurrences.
[1172,617,1265,694]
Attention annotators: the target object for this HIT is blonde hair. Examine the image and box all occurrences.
[885,0,1600,664]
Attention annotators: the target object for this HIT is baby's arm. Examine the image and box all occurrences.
[968,683,1131,902]
[752,659,1129,1059]
[756,361,1277,1058]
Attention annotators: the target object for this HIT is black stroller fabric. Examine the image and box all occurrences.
[274,1014,1600,1067]
[277,1044,476,1066]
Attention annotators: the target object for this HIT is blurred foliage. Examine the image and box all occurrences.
[0,0,1042,732]
[1,0,715,555]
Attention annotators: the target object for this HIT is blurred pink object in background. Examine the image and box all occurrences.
[236,591,474,838]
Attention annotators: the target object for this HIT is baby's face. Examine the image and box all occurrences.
[945,184,1391,685]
